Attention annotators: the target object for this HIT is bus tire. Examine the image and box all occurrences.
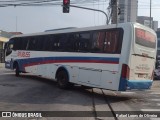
[81,85,92,89]
[57,70,70,89]
[15,63,20,77]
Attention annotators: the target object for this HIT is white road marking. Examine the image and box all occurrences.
[141,109,160,111]
[112,91,117,96]
[150,118,160,120]
[150,99,160,101]
[120,92,135,94]
[150,92,160,95]
[157,103,160,106]
[0,72,14,75]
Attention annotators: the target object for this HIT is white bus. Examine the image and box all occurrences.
[5,22,157,91]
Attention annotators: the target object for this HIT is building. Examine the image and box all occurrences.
[0,30,13,49]
[111,0,159,31]
[118,0,138,23]
[9,32,23,35]
[0,31,23,50]
[0,31,13,65]
[137,16,158,31]
[0,31,22,65]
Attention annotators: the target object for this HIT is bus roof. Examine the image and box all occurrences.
[10,22,152,39]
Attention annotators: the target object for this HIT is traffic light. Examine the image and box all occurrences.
[63,0,70,13]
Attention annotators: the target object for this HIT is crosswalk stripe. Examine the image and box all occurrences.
[120,92,135,94]
[157,103,160,106]
[150,99,160,101]
[150,118,160,120]
[0,73,14,75]
[141,109,160,111]
[150,92,160,94]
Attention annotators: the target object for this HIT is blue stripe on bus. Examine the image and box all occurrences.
[15,56,119,71]
[119,79,153,91]
[24,56,119,61]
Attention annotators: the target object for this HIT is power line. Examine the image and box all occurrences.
[0,0,108,5]
[0,0,159,10]
[0,0,109,7]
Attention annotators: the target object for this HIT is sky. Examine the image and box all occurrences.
[0,0,160,34]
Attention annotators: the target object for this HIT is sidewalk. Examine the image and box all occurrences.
[0,63,5,68]
[152,80,160,89]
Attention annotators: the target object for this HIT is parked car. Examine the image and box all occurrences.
[154,67,160,80]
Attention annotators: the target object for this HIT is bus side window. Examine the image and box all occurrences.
[54,35,61,51]
[103,29,123,54]
[13,38,22,50]
[91,31,105,53]
[42,35,54,51]
[50,35,57,51]
[78,32,90,52]
[104,30,119,53]
[67,34,78,52]
[53,34,74,52]
[59,34,69,51]
[73,34,80,52]
[27,37,37,50]
[13,37,29,50]
[21,38,28,50]
[36,36,45,51]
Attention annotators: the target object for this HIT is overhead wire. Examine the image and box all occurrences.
[0,0,108,7]
[0,0,159,10]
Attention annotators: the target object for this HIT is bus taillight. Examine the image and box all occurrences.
[121,64,130,80]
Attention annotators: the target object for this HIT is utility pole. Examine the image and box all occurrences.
[16,16,17,32]
[111,0,118,24]
[150,0,152,28]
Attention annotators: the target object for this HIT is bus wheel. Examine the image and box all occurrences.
[15,63,20,77]
[81,85,92,89]
[57,70,69,89]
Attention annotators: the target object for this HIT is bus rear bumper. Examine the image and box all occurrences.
[119,78,153,91]
[127,80,153,90]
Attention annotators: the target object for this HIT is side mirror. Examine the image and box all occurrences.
[9,44,13,49]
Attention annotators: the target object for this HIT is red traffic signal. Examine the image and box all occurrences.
[63,0,70,13]
[64,0,69,4]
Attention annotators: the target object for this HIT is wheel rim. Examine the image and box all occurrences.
[59,74,66,86]
[57,71,68,87]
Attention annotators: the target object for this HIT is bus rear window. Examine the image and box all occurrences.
[135,28,156,48]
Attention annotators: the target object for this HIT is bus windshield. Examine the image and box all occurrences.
[135,28,156,48]
[5,39,14,56]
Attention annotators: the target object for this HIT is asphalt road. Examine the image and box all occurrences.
[0,68,160,120]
